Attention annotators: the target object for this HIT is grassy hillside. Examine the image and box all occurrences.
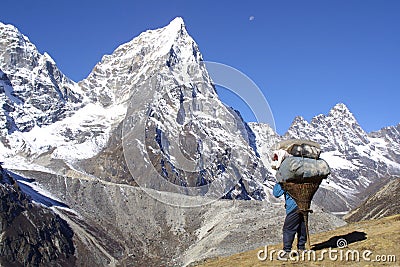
[194,214,400,267]
[345,178,400,222]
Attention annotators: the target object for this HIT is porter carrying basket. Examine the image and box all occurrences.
[273,139,330,249]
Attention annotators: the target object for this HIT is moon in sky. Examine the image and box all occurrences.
[249,16,255,21]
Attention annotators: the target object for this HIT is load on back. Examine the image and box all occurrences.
[272,139,330,182]
[271,139,331,249]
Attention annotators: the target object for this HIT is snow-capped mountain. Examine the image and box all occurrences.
[0,22,128,166]
[0,22,112,166]
[1,17,399,212]
[0,22,84,133]
[79,17,203,107]
[250,103,400,212]
[369,123,400,164]
[77,17,268,200]
[0,18,268,201]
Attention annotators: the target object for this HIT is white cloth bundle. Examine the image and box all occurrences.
[275,157,331,182]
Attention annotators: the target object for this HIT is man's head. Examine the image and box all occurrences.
[271,149,290,170]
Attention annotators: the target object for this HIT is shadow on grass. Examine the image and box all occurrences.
[312,231,367,250]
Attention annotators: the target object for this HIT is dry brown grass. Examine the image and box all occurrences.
[194,214,400,267]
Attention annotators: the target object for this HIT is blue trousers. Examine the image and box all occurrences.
[283,208,307,252]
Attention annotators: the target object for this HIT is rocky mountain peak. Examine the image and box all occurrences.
[291,115,311,127]
[168,16,185,28]
[0,22,39,73]
[369,123,400,164]
[158,16,187,40]
[284,103,369,152]
[0,21,85,133]
[330,102,351,114]
[79,17,204,107]
[370,123,400,142]
[285,115,314,140]
[327,102,357,122]
[72,17,268,201]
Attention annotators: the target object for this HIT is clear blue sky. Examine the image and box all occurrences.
[1,0,399,134]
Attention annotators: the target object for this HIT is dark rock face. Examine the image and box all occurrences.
[0,166,76,267]
[0,70,18,139]
[79,122,134,185]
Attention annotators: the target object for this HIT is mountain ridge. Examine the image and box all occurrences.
[250,102,400,212]
[1,18,399,211]
[0,21,85,134]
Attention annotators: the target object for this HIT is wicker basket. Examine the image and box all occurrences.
[281,177,323,211]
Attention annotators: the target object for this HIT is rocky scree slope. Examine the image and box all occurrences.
[16,169,345,266]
